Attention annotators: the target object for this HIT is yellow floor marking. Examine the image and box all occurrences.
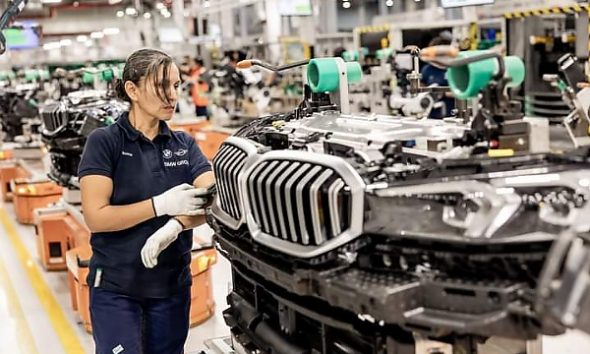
[0,207,85,354]
[0,255,39,354]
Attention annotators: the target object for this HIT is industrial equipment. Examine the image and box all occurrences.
[208,51,590,354]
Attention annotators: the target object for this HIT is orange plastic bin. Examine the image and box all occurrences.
[13,180,62,224]
[0,163,30,201]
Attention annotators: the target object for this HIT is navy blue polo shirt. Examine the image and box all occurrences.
[78,112,211,298]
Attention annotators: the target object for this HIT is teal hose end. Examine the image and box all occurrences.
[504,56,525,87]
[307,58,338,93]
[24,70,38,82]
[307,58,363,93]
[82,72,95,85]
[346,62,362,84]
[40,70,50,80]
[447,51,526,100]
[376,48,394,61]
[447,51,494,100]
[101,68,114,82]
[342,50,359,62]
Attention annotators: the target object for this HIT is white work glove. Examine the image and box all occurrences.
[152,183,208,217]
[141,219,184,269]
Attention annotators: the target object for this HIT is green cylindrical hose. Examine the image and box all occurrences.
[307,58,362,93]
[82,72,95,85]
[101,68,114,82]
[447,50,525,100]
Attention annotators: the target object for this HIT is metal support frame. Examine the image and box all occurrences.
[334,57,351,115]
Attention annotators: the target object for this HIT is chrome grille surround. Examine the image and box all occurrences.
[211,137,258,230]
[239,150,366,258]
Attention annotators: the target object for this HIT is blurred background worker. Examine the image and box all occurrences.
[421,33,456,119]
[190,57,210,119]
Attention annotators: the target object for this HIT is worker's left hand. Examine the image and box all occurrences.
[141,219,184,268]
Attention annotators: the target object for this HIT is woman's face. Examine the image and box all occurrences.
[133,63,181,121]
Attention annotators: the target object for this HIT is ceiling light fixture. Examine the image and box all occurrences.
[116,10,124,17]
[386,0,394,6]
[76,35,87,42]
[43,42,61,50]
[90,31,104,39]
[125,7,137,16]
[40,0,62,4]
[59,39,72,46]
[103,27,120,35]
[342,1,351,8]
[143,12,152,19]
[203,0,210,8]
[108,0,122,4]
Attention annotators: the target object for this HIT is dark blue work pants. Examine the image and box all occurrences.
[90,287,191,354]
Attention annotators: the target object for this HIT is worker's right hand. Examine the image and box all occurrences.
[151,183,208,217]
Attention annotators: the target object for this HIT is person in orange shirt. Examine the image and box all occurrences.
[190,58,209,120]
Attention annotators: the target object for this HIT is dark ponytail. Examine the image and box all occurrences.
[114,78,130,102]
[117,48,175,105]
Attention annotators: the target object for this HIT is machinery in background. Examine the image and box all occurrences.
[280,36,311,64]
[206,60,300,128]
[347,47,396,115]
[207,51,590,354]
[39,67,127,197]
[388,48,440,119]
[0,68,55,147]
[40,91,126,191]
[544,53,590,148]
[204,62,252,126]
[0,82,41,142]
[506,5,589,121]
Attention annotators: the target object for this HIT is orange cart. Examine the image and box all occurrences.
[12,179,62,224]
[0,161,31,201]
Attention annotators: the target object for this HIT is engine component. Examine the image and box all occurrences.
[211,53,590,353]
[39,90,127,188]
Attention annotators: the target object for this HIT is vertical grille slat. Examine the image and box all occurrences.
[309,170,334,245]
[285,163,311,243]
[248,162,270,228]
[256,161,280,234]
[275,162,301,240]
[295,165,323,245]
[265,161,290,237]
[213,146,233,215]
[229,157,247,218]
[219,147,241,217]
[223,148,243,219]
[328,179,345,237]
[225,150,247,219]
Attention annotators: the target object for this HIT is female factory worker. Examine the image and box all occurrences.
[78,48,215,354]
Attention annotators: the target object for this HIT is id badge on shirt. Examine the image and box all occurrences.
[93,267,103,287]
